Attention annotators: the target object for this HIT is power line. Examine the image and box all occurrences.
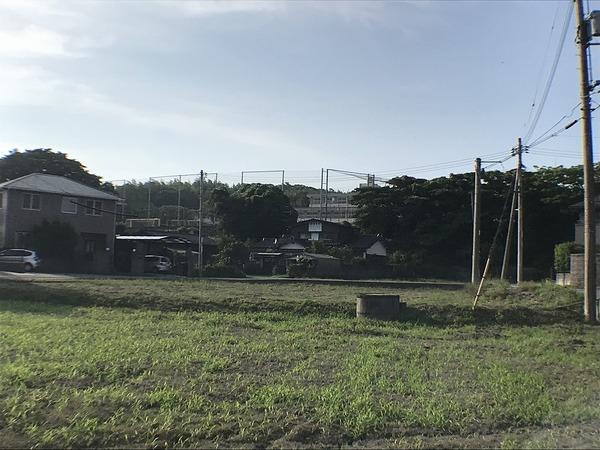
[524,1,574,144]
[527,102,581,147]
[528,104,600,149]
[523,1,562,133]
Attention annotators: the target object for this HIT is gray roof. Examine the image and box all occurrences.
[0,173,121,201]
[352,235,386,250]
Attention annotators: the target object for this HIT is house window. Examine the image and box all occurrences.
[85,200,102,216]
[22,193,40,210]
[0,192,3,208]
[308,222,322,232]
[61,197,78,214]
[310,232,320,241]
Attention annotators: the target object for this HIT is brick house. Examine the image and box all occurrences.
[0,173,121,273]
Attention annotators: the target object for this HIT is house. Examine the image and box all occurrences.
[114,235,193,274]
[248,237,306,274]
[0,173,121,273]
[289,219,356,244]
[352,235,388,259]
[250,237,305,254]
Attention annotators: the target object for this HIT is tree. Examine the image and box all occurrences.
[27,220,78,259]
[352,165,590,280]
[0,149,110,190]
[212,183,298,240]
[215,235,250,267]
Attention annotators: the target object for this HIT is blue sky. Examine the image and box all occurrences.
[0,0,598,190]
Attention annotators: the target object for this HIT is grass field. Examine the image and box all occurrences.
[0,279,599,448]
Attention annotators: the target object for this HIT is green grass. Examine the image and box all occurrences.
[0,279,598,448]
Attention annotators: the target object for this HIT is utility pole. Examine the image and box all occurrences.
[177,175,182,223]
[471,158,482,284]
[516,138,524,285]
[500,174,518,281]
[325,169,330,221]
[147,178,152,219]
[575,0,597,322]
[320,168,324,220]
[198,170,204,276]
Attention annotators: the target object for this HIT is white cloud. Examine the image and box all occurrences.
[166,0,386,25]
[300,1,386,26]
[0,63,313,156]
[169,0,284,17]
[0,0,79,18]
[78,90,310,154]
[0,25,76,57]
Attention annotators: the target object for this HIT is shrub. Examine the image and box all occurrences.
[287,263,309,278]
[287,255,313,278]
[271,260,287,275]
[553,242,582,273]
[243,261,262,275]
[202,264,245,278]
[215,236,249,268]
[308,240,329,255]
[328,245,354,264]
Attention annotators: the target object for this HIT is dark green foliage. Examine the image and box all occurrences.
[327,245,354,264]
[0,149,110,190]
[215,236,250,268]
[202,264,245,278]
[27,220,78,259]
[353,166,589,280]
[308,240,329,255]
[213,184,298,240]
[287,257,312,277]
[554,242,583,272]
[282,183,318,208]
[114,178,229,220]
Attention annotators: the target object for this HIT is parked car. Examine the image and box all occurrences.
[0,249,42,272]
[144,255,172,273]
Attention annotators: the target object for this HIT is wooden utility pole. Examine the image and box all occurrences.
[471,158,482,284]
[500,176,518,281]
[147,179,152,218]
[198,170,204,276]
[320,168,324,220]
[325,169,329,221]
[177,175,182,223]
[516,138,524,285]
[575,0,597,322]
[473,171,518,308]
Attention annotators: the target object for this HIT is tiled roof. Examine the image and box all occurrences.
[0,173,121,201]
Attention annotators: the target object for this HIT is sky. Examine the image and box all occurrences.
[0,0,599,191]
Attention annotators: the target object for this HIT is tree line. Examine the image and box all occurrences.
[1,149,594,280]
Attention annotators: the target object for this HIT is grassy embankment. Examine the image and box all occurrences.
[0,279,599,448]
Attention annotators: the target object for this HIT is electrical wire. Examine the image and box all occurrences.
[527,103,581,147]
[523,1,562,133]
[524,1,574,144]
